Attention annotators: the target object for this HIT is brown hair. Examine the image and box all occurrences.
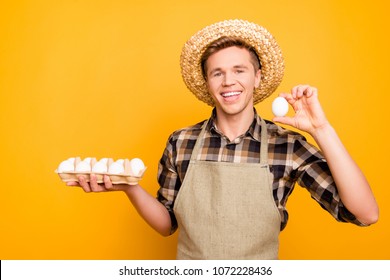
[200,36,262,79]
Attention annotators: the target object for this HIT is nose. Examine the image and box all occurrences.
[222,72,235,86]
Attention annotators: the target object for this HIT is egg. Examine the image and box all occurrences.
[57,159,75,173]
[98,158,109,165]
[272,97,289,117]
[108,161,125,175]
[75,160,91,172]
[92,161,108,173]
[129,158,145,177]
[83,157,93,164]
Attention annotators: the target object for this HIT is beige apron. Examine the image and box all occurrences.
[173,119,281,259]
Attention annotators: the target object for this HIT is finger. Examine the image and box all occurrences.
[103,175,114,190]
[78,175,92,193]
[293,85,316,99]
[89,173,106,192]
[305,86,318,98]
[291,85,303,98]
[278,92,291,99]
[296,85,309,98]
[66,181,80,186]
[278,92,295,104]
[273,116,295,127]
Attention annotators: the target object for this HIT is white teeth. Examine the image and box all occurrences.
[222,91,240,97]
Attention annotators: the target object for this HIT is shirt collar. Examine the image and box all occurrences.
[207,108,263,142]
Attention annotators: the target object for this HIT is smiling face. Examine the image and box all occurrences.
[205,46,261,119]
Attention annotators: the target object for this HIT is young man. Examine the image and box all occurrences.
[70,19,378,259]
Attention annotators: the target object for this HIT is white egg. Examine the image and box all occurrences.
[92,161,108,173]
[57,160,75,173]
[108,162,124,175]
[272,97,289,117]
[75,161,91,172]
[116,159,125,165]
[98,158,109,165]
[129,158,145,177]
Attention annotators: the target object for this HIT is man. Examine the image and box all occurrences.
[70,19,378,259]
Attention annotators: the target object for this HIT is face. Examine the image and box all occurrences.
[205,46,261,119]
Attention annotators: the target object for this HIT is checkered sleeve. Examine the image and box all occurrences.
[157,134,180,234]
[292,137,365,226]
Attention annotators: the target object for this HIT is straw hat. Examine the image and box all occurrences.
[180,19,285,106]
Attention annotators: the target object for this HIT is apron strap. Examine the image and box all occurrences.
[260,118,268,165]
[190,120,209,161]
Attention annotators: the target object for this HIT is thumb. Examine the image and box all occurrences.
[273,116,295,127]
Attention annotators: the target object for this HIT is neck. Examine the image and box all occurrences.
[214,108,254,141]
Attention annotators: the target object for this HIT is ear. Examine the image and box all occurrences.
[205,77,210,92]
[254,69,261,88]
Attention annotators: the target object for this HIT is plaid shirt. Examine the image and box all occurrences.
[157,108,363,233]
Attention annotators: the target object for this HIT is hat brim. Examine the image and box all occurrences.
[180,19,285,106]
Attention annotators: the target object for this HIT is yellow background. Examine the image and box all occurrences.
[1,0,389,259]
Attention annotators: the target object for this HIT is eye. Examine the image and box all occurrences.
[212,72,222,77]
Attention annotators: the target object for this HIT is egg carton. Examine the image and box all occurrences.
[55,157,146,185]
